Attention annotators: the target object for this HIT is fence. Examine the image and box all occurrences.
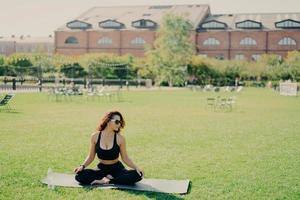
[0,77,152,92]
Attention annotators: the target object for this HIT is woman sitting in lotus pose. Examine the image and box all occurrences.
[74,111,144,185]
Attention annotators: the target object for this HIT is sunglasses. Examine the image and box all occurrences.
[111,119,121,125]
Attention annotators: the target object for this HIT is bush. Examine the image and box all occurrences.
[60,63,87,78]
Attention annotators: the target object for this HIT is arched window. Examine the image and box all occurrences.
[99,20,124,29]
[240,37,257,46]
[67,20,92,29]
[98,37,112,45]
[276,19,300,29]
[278,37,296,46]
[203,38,220,46]
[65,37,78,44]
[132,19,157,28]
[200,21,227,29]
[131,37,145,45]
[236,20,262,29]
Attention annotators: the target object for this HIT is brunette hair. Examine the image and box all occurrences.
[96,111,125,133]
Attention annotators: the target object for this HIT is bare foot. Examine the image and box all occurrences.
[106,174,113,179]
[90,177,110,185]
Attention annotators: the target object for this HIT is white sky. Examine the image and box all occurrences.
[0,0,299,37]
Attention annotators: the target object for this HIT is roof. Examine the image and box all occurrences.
[56,4,210,31]
[200,12,300,30]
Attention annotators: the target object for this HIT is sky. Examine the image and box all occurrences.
[0,0,299,37]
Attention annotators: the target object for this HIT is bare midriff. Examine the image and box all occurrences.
[99,158,119,165]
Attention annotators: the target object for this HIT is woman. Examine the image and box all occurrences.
[74,111,144,185]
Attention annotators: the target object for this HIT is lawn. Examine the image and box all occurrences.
[0,88,299,199]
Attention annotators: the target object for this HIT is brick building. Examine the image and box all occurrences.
[55,4,300,60]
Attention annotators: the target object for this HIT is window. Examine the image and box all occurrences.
[203,38,220,46]
[200,20,227,29]
[98,37,112,45]
[99,20,124,29]
[131,37,146,45]
[132,19,156,28]
[240,37,257,46]
[235,54,245,60]
[67,20,92,29]
[278,37,296,46]
[236,20,262,29]
[215,54,224,60]
[275,19,300,29]
[65,37,79,44]
[252,54,261,61]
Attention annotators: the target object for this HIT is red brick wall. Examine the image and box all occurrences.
[88,49,120,55]
[198,50,229,59]
[120,30,155,49]
[55,31,88,48]
[230,50,267,60]
[197,31,229,50]
[196,30,300,60]
[268,31,300,51]
[56,48,87,55]
[267,51,288,58]
[55,29,300,59]
[230,31,267,51]
[121,49,145,57]
[88,30,121,49]
[55,30,156,57]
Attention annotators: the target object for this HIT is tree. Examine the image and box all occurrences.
[60,63,87,78]
[188,56,219,85]
[284,51,300,81]
[146,13,195,86]
[0,55,4,76]
[132,57,158,81]
[79,53,134,79]
[0,55,17,76]
[6,53,33,80]
[30,53,55,79]
[255,54,282,80]
[0,55,4,66]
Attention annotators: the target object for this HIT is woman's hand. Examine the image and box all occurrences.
[73,165,84,174]
[135,167,144,178]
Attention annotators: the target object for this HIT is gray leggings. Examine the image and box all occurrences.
[75,161,142,185]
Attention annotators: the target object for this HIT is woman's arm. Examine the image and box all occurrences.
[118,134,144,176]
[74,133,96,173]
[82,133,98,167]
[81,133,97,167]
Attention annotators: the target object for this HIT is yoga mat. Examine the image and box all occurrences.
[41,172,190,194]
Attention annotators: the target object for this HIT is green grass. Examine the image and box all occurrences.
[0,88,299,199]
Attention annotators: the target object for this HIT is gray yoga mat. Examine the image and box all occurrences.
[41,172,190,194]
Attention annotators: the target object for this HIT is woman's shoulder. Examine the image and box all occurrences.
[91,131,100,143]
[116,133,125,145]
[91,131,100,137]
